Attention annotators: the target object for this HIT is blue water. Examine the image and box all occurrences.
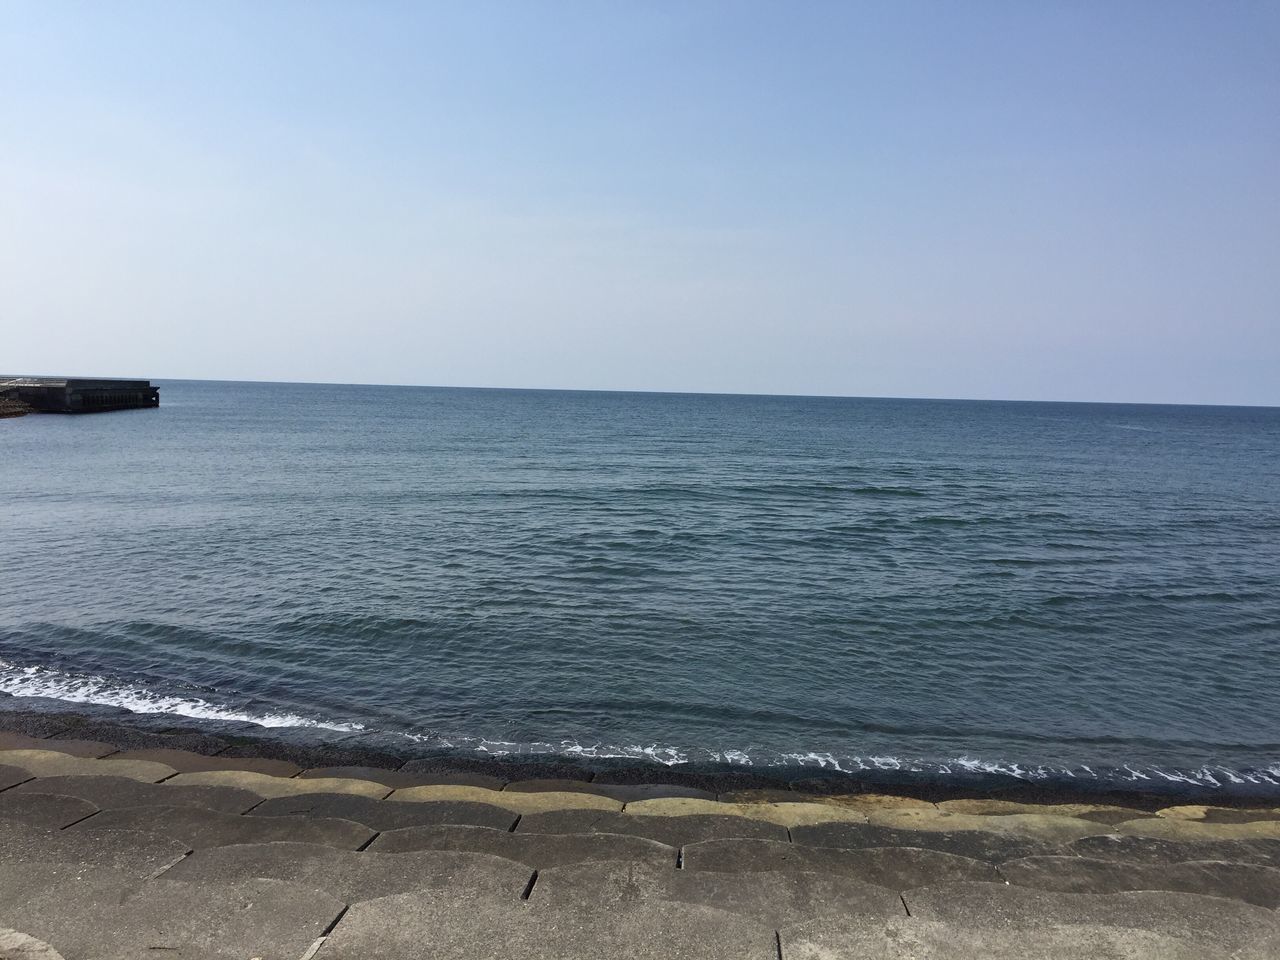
[2,380,1279,793]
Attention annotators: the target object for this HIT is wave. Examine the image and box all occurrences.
[0,659,363,732]
[2,660,1277,794]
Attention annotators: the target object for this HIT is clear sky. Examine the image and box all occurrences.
[2,2,1277,404]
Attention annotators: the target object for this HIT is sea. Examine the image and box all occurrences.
[2,380,1278,797]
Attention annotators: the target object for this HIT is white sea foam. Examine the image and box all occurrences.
[0,660,363,732]
[2,659,1275,791]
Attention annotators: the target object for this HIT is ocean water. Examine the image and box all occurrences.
[2,380,1279,794]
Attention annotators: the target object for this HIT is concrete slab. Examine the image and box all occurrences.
[518,809,788,846]
[592,767,782,795]
[298,765,446,788]
[249,792,518,831]
[583,783,716,803]
[502,778,625,797]
[0,818,189,879]
[389,784,621,813]
[394,758,508,789]
[111,748,302,777]
[867,808,1105,842]
[0,792,96,829]
[167,770,390,799]
[1157,804,1280,823]
[1116,817,1280,841]
[317,890,778,960]
[780,915,1234,959]
[791,820,1066,863]
[10,775,262,814]
[164,841,532,903]
[49,721,230,756]
[369,824,678,870]
[938,798,1148,825]
[79,804,375,851]
[0,733,117,759]
[218,740,403,771]
[723,790,935,814]
[1069,833,1280,867]
[681,838,997,887]
[0,928,66,960]
[0,764,32,791]
[399,755,588,784]
[0,862,344,960]
[902,882,1280,959]
[998,855,1280,908]
[534,861,905,927]
[0,711,78,739]
[0,751,175,783]
[625,796,866,828]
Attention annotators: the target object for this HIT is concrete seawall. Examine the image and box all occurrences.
[0,377,159,413]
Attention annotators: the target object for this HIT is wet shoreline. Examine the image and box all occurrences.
[3,694,1276,808]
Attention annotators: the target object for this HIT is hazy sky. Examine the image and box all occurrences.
[2,2,1277,404]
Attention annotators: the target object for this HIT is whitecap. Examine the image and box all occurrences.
[0,660,363,732]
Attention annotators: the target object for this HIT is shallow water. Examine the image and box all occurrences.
[2,381,1278,793]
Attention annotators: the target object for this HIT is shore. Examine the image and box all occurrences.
[2,694,1280,958]
[2,694,1276,808]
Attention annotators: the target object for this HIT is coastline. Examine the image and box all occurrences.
[3,694,1276,808]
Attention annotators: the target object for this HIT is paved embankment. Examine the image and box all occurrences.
[0,714,1277,959]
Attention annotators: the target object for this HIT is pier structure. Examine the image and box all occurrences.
[0,376,159,413]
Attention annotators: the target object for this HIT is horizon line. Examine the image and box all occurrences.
[107,375,1280,410]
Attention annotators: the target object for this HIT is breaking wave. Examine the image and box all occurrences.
[0,659,364,732]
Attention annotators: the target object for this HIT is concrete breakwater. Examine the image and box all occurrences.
[0,377,159,414]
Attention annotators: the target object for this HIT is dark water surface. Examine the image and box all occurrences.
[2,381,1278,794]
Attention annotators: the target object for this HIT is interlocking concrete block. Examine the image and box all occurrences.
[389,784,621,813]
[369,824,677,870]
[780,916,1235,959]
[0,764,32,791]
[0,818,189,879]
[937,798,1149,825]
[1117,816,1280,842]
[298,766,448,788]
[11,775,262,815]
[0,927,66,960]
[998,855,1280,908]
[164,841,532,903]
[0,862,344,960]
[902,881,1280,959]
[681,838,997,888]
[1069,833,1280,867]
[0,792,96,830]
[1156,804,1280,824]
[317,890,778,959]
[625,797,866,828]
[791,820,1066,862]
[723,791,935,814]
[0,733,117,759]
[867,808,1105,842]
[110,748,302,777]
[167,770,390,799]
[49,721,230,756]
[250,792,518,830]
[520,809,788,846]
[0,751,175,783]
[534,860,904,927]
[394,758,508,789]
[79,804,374,851]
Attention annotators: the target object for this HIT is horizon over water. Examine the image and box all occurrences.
[3,379,1279,796]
